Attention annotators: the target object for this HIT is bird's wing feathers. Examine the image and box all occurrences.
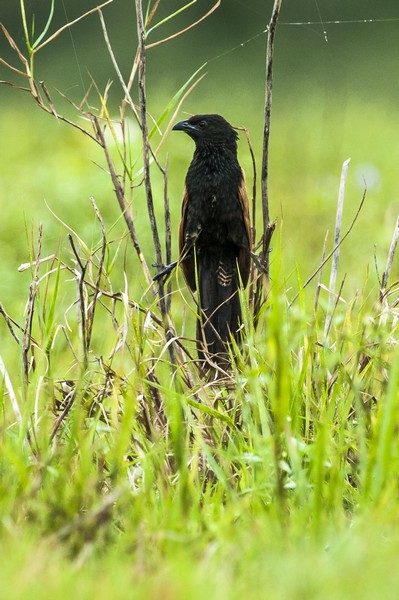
[179,172,252,292]
[179,186,197,291]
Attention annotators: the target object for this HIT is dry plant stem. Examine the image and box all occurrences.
[51,389,76,442]
[97,9,141,125]
[0,354,22,424]
[0,22,29,69]
[260,0,282,272]
[0,303,21,344]
[119,0,161,115]
[93,116,154,289]
[135,0,166,316]
[0,21,101,143]
[252,0,281,325]
[69,235,89,369]
[236,127,257,310]
[324,158,350,340]
[86,198,107,351]
[380,215,399,301]
[22,224,43,387]
[162,156,173,313]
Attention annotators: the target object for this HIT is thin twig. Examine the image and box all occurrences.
[92,115,154,288]
[260,0,282,273]
[69,234,88,368]
[86,198,107,351]
[135,0,166,315]
[252,0,282,326]
[162,156,173,313]
[97,9,141,125]
[0,57,27,77]
[0,303,21,345]
[235,127,257,310]
[22,225,43,386]
[0,22,30,70]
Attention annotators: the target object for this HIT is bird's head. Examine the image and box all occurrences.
[172,114,238,150]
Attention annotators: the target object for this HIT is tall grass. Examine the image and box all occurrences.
[1,221,399,597]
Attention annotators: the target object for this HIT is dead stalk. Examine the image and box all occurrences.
[22,224,43,386]
[135,0,166,316]
[324,158,350,340]
[253,0,282,324]
[260,0,282,272]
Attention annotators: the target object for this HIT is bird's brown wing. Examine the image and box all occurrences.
[238,169,252,288]
[179,186,197,291]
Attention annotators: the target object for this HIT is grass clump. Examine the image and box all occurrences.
[1,218,399,600]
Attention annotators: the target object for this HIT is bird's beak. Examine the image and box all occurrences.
[172,119,196,133]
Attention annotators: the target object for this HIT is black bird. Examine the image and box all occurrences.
[173,114,252,367]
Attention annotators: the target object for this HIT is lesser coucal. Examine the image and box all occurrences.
[173,114,252,367]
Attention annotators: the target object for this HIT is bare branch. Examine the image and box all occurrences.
[92,116,154,288]
[0,81,31,93]
[135,0,166,314]
[235,126,257,310]
[0,57,27,77]
[260,0,282,273]
[86,198,107,350]
[0,22,30,70]
[98,9,141,124]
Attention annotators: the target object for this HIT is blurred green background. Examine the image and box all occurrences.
[1,0,399,317]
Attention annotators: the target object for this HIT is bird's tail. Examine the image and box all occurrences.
[197,248,243,367]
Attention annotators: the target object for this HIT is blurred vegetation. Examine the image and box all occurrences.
[1,1,399,599]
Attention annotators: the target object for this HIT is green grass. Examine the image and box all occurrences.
[1,200,399,598]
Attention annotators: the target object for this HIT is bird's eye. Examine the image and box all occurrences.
[198,120,207,128]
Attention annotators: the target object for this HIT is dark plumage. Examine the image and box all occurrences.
[173,114,252,367]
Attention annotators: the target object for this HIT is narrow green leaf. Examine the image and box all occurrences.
[148,62,207,141]
[145,0,197,38]
[32,0,55,50]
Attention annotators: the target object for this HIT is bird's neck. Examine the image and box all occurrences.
[192,142,239,173]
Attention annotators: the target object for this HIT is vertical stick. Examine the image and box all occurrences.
[260,0,282,273]
[22,224,42,387]
[324,158,350,340]
[253,0,281,325]
[135,0,166,315]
